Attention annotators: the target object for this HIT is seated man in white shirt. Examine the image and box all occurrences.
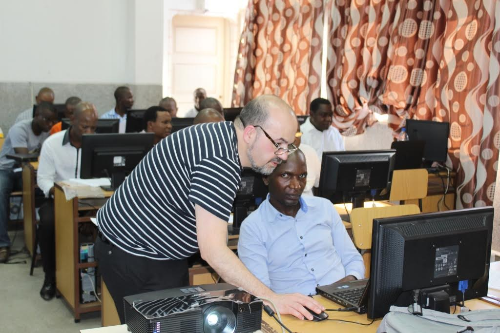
[100,86,134,133]
[37,102,98,301]
[184,88,206,117]
[159,97,178,118]
[238,150,364,297]
[300,98,345,162]
[143,106,173,144]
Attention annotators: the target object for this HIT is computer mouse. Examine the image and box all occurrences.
[305,307,329,322]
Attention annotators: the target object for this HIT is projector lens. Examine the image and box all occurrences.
[206,313,219,326]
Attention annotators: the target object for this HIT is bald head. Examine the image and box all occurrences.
[73,102,98,120]
[238,95,297,129]
[194,108,225,125]
[36,87,55,105]
[199,97,223,115]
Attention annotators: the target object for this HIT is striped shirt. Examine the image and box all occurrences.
[96,121,242,260]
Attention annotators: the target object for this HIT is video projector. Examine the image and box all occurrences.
[124,283,263,333]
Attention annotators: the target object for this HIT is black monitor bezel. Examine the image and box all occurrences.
[367,207,493,319]
[80,133,155,180]
[125,109,147,133]
[61,118,120,134]
[406,119,450,164]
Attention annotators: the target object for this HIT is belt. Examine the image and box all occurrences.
[98,231,112,246]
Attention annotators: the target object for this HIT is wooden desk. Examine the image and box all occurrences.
[54,183,112,322]
[405,171,456,212]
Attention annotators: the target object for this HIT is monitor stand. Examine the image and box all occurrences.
[101,167,126,191]
[351,192,366,209]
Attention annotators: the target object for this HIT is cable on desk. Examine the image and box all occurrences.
[326,318,375,326]
[261,302,288,333]
[435,164,451,211]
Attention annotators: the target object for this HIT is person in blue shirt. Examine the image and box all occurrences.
[238,149,365,296]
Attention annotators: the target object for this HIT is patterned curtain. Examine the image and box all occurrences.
[232,0,325,114]
[325,0,500,208]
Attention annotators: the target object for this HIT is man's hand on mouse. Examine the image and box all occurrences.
[267,293,325,320]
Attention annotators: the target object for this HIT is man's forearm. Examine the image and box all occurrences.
[204,244,274,299]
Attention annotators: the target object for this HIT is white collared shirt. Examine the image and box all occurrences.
[184,107,198,118]
[37,129,81,197]
[300,118,345,163]
[299,143,321,196]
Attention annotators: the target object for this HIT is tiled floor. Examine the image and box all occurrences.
[0,230,101,333]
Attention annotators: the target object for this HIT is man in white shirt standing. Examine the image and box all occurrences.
[300,98,345,163]
[14,87,55,124]
[100,86,134,133]
[37,102,98,301]
[184,88,207,117]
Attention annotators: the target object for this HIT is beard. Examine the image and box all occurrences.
[247,142,282,175]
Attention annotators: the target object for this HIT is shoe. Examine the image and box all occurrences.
[0,247,9,263]
[40,278,56,301]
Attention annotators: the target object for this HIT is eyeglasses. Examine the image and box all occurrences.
[41,116,57,125]
[253,125,298,156]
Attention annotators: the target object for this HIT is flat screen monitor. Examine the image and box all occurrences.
[80,133,155,190]
[171,117,194,133]
[223,107,243,122]
[318,150,396,209]
[125,109,147,133]
[368,207,493,319]
[391,140,426,170]
[297,115,308,125]
[231,168,269,235]
[406,119,450,165]
[61,118,120,134]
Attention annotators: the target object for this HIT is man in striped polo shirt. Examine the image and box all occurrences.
[95,95,324,323]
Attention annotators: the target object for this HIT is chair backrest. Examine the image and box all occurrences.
[0,137,4,151]
[350,204,421,250]
[389,169,428,201]
[350,204,421,278]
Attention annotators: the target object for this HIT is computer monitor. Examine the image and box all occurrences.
[368,207,493,319]
[61,118,120,134]
[223,107,243,122]
[297,115,309,125]
[230,168,269,235]
[80,133,155,190]
[53,104,67,121]
[125,109,147,133]
[318,150,396,209]
[171,117,194,133]
[406,119,450,166]
[391,140,426,170]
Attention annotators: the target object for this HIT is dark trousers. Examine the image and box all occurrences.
[38,198,55,280]
[95,236,189,324]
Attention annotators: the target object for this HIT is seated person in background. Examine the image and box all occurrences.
[238,150,364,295]
[294,122,320,196]
[301,98,345,162]
[159,97,178,118]
[199,97,224,117]
[49,96,82,135]
[37,102,98,300]
[143,106,172,144]
[14,87,55,124]
[193,108,225,125]
[0,102,57,263]
[101,86,134,133]
[185,87,207,117]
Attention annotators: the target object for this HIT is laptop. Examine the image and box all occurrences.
[316,278,370,313]
[391,140,425,170]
